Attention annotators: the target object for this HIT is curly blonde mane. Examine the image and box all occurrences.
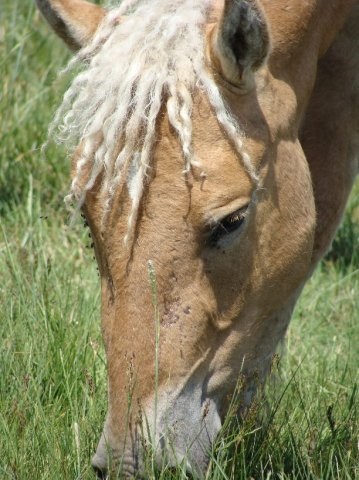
[49,0,258,240]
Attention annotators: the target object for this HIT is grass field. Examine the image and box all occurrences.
[0,1,358,479]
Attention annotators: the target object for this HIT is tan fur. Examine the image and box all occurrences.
[37,0,358,476]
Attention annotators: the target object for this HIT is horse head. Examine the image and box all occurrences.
[36,0,355,476]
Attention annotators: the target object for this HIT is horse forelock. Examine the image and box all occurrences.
[49,0,257,240]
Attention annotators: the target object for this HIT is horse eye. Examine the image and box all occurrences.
[209,208,247,246]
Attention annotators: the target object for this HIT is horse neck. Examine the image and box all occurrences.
[263,0,356,58]
[262,0,357,120]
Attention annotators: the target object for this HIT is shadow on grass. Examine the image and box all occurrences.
[325,188,359,271]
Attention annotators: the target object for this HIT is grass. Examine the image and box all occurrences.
[0,1,358,478]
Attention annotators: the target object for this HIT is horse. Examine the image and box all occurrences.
[35,0,359,477]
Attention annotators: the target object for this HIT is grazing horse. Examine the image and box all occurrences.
[36,0,358,477]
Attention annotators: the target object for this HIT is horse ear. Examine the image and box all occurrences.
[212,0,270,90]
[36,0,106,51]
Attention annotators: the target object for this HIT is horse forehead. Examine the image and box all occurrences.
[156,93,256,182]
[123,84,265,190]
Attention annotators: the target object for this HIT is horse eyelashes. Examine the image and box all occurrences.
[208,208,247,246]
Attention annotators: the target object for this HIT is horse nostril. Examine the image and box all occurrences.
[92,464,108,479]
[92,437,111,479]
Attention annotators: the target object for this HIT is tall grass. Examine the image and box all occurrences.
[0,1,358,479]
